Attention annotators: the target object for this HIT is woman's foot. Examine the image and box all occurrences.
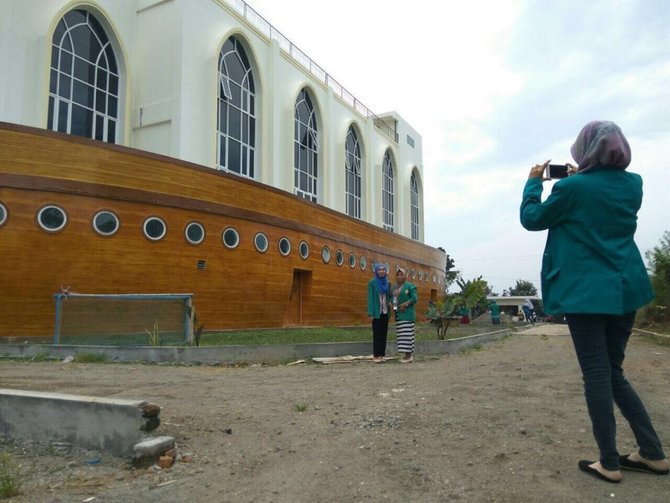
[620,452,669,474]
[578,460,622,483]
[400,354,413,363]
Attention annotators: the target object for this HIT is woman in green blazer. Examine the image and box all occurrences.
[520,121,667,483]
[391,268,418,363]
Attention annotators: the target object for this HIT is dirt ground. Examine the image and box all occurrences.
[1,325,669,503]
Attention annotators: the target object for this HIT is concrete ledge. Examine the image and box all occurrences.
[0,329,511,364]
[0,389,154,456]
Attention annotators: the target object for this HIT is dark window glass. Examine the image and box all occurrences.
[336,249,344,266]
[47,97,54,129]
[38,206,67,231]
[217,36,256,178]
[58,101,69,131]
[71,25,102,61]
[73,57,95,83]
[229,139,241,173]
[144,217,166,240]
[0,203,7,226]
[48,9,119,143]
[107,120,116,143]
[95,114,104,140]
[254,233,268,252]
[70,104,93,137]
[223,228,239,248]
[109,74,118,95]
[93,211,118,235]
[95,89,106,113]
[72,79,94,108]
[279,237,291,256]
[108,95,117,117]
[185,222,205,244]
[58,74,71,99]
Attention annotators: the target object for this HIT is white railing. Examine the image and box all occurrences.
[219,0,398,142]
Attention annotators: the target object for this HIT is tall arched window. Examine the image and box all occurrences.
[382,151,394,232]
[294,89,319,202]
[345,126,362,219]
[410,171,420,240]
[48,9,119,142]
[217,36,256,178]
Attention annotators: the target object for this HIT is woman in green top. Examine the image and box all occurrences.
[392,268,418,363]
[521,121,668,483]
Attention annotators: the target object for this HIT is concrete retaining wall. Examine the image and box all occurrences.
[0,329,510,364]
[0,389,152,456]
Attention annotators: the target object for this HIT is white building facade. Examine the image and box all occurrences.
[0,0,425,241]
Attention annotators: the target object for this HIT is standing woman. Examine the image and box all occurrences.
[392,268,418,363]
[368,263,390,362]
[520,121,668,483]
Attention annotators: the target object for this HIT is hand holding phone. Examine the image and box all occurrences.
[546,164,569,179]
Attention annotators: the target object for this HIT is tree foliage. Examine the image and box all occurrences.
[645,231,670,321]
[425,277,488,339]
[505,279,538,297]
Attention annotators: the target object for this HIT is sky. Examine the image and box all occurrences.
[245,0,670,295]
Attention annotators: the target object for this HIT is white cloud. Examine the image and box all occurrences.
[247,0,670,294]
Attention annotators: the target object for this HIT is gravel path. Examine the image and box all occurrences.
[1,327,668,502]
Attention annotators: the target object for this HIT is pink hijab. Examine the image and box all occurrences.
[570,121,631,173]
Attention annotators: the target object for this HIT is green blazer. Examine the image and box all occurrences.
[392,281,418,322]
[520,167,654,315]
[367,279,390,318]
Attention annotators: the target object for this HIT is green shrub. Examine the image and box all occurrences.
[0,452,21,498]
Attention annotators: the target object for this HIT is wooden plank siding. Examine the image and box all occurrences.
[0,123,446,338]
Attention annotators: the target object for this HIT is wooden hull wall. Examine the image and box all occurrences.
[0,123,446,338]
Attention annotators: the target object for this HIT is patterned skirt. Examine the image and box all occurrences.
[396,320,415,354]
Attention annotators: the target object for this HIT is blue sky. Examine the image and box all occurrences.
[246,0,670,294]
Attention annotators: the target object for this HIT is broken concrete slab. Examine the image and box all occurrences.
[0,388,160,457]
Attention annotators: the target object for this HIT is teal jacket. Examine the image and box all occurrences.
[391,281,418,322]
[520,167,654,315]
[367,279,390,318]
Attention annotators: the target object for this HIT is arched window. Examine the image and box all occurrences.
[294,89,319,202]
[48,9,119,142]
[382,151,394,232]
[217,36,256,178]
[410,171,420,240]
[345,126,362,219]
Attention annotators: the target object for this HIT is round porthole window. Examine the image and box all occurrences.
[384,262,390,275]
[37,205,67,232]
[278,237,291,256]
[93,210,119,236]
[0,202,7,227]
[433,274,437,283]
[349,252,356,268]
[222,227,240,249]
[419,271,424,281]
[185,222,205,245]
[299,241,309,259]
[143,216,166,241]
[321,246,331,264]
[254,232,269,253]
[335,249,344,266]
[411,268,416,279]
[360,256,367,270]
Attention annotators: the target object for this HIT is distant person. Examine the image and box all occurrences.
[392,268,418,363]
[489,300,500,324]
[520,120,668,483]
[522,298,535,324]
[367,263,390,363]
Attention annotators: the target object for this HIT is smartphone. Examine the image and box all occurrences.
[546,164,569,179]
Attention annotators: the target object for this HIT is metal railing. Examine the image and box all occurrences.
[220,0,398,142]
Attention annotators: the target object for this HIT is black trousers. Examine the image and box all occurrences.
[372,313,389,357]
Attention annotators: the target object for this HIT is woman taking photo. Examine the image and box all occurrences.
[520,120,668,483]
